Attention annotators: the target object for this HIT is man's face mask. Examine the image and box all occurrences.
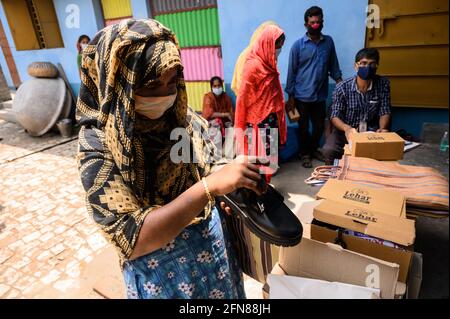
[134,93,178,119]
[357,63,377,80]
[307,22,323,36]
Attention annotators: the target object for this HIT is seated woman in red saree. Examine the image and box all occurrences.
[202,76,234,139]
[234,25,287,183]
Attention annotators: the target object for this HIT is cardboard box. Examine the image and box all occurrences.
[349,132,405,160]
[263,261,407,299]
[316,179,407,218]
[344,144,351,155]
[298,199,414,283]
[278,238,401,299]
[313,200,415,247]
[276,200,419,299]
[310,222,413,284]
[287,107,300,122]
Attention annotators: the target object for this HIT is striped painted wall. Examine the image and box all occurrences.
[185,81,210,112]
[100,0,132,20]
[154,8,221,48]
[151,0,217,15]
[181,47,223,81]
[151,2,225,114]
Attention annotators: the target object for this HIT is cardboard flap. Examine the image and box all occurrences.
[313,200,416,246]
[325,242,346,252]
[310,223,413,283]
[279,238,400,299]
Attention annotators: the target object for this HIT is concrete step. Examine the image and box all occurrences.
[0,108,18,123]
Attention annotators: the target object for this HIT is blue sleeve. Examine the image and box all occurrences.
[328,38,342,81]
[379,78,391,116]
[285,41,299,96]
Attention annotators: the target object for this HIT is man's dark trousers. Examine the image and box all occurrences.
[322,128,348,164]
[295,99,326,158]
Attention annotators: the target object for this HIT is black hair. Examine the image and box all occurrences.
[210,76,223,88]
[276,33,286,43]
[304,6,323,24]
[355,48,380,64]
[77,34,90,44]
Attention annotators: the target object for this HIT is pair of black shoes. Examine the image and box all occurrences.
[217,178,303,247]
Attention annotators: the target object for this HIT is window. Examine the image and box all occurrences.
[1,0,64,50]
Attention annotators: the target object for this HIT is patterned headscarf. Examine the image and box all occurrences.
[76,19,214,261]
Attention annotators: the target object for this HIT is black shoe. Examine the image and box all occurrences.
[217,181,303,247]
[299,154,312,168]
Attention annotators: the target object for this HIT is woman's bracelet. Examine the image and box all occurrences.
[202,177,215,205]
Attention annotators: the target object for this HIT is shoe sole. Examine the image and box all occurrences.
[219,194,302,247]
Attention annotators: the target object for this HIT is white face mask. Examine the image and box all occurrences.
[134,93,177,119]
[212,87,223,96]
[276,48,282,58]
[81,43,88,50]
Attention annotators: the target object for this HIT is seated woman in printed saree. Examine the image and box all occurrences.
[234,24,287,183]
[76,19,268,299]
[202,76,234,135]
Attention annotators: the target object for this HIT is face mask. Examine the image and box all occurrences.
[212,87,223,96]
[134,93,177,119]
[357,65,377,80]
[276,48,282,58]
[80,43,88,50]
[307,23,323,36]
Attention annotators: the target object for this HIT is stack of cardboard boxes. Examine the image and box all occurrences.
[263,180,423,299]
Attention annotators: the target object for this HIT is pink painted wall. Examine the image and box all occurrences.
[181,47,224,81]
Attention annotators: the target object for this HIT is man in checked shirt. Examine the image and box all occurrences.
[323,48,392,165]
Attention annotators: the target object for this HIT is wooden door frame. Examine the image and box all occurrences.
[0,18,21,88]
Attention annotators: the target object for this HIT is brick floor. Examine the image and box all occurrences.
[0,127,110,298]
[0,120,264,299]
[0,120,76,165]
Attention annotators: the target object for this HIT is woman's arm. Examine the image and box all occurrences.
[202,94,214,120]
[130,157,264,259]
[78,127,265,261]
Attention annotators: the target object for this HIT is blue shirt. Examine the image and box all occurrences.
[285,34,342,102]
[330,75,391,129]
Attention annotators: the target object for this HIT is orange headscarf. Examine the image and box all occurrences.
[234,24,287,145]
[231,21,278,96]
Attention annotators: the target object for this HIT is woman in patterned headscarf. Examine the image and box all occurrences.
[76,19,266,299]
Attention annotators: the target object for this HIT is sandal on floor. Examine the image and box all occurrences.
[300,155,312,168]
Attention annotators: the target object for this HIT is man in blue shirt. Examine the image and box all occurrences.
[285,6,342,168]
[323,48,392,164]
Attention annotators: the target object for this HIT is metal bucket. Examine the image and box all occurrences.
[56,119,72,138]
